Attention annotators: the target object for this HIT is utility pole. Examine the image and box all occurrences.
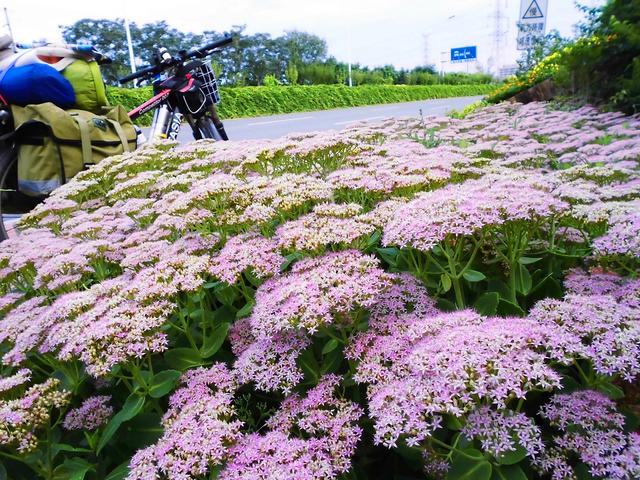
[3,8,15,52]
[124,17,136,75]
[440,50,448,83]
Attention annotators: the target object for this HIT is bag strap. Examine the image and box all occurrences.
[105,119,131,153]
[68,113,93,165]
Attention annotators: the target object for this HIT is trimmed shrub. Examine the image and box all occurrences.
[107,84,497,125]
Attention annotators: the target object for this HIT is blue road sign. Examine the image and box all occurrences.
[450,46,477,62]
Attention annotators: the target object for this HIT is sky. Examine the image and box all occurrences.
[0,0,605,73]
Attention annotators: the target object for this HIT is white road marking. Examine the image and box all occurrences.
[333,115,385,126]
[247,116,314,126]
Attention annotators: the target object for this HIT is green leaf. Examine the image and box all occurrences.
[213,305,236,324]
[574,462,597,480]
[444,414,464,431]
[395,443,423,470]
[164,348,205,370]
[189,308,204,320]
[440,273,452,293]
[622,406,640,432]
[52,458,93,480]
[376,247,400,267]
[133,370,152,390]
[518,256,542,265]
[561,375,582,392]
[474,292,499,316]
[121,413,164,448]
[200,323,231,358]
[497,299,525,317]
[463,269,486,282]
[208,465,223,479]
[97,393,145,454]
[437,298,457,312]
[244,269,263,288]
[236,300,255,319]
[596,382,625,400]
[322,338,340,355]
[51,443,92,458]
[486,279,511,300]
[530,274,563,299]
[514,264,532,295]
[366,230,382,249]
[321,347,343,374]
[0,463,7,480]
[214,285,238,306]
[491,465,527,480]
[280,252,304,271]
[203,281,221,289]
[148,370,182,398]
[104,462,129,480]
[496,443,527,465]
[447,449,492,480]
[298,348,319,382]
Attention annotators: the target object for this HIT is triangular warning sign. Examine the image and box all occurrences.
[523,0,544,19]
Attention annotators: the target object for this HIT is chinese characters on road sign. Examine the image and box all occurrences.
[517,0,548,50]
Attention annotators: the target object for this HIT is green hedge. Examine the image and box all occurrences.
[107,84,496,125]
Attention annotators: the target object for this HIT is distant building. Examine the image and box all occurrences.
[498,64,518,79]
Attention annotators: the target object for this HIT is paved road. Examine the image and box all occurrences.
[168,95,483,143]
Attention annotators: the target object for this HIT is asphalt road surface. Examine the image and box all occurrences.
[169,95,483,143]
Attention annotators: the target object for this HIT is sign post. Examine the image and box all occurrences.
[517,0,548,50]
[450,46,477,63]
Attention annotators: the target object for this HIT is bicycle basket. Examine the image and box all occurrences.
[193,63,221,105]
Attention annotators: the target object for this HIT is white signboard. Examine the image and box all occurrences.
[516,0,548,50]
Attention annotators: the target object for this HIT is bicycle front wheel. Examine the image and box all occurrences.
[195,116,223,141]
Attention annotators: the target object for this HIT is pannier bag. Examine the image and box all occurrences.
[11,103,136,196]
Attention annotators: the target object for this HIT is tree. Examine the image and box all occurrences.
[60,18,131,85]
[285,62,299,85]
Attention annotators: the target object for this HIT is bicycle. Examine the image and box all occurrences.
[0,35,233,241]
[120,35,233,143]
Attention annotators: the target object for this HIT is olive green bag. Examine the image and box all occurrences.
[12,103,136,196]
[61,59,109,114]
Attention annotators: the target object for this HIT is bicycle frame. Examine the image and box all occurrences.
[128,89,185,143]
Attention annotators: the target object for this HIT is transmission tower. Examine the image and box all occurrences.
[490,0,508,76]
[423,34,430,66]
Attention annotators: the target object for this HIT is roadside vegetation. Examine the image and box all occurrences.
[107,84,496,125]
[488,0,640,113]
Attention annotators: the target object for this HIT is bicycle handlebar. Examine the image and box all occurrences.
[118,35,233,84]
[188,36,233,59]
[119,64,159,84]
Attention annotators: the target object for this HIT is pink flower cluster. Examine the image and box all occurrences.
[0,378,69,452]
[249,250,392,335]
[462,406,544,459]
[63,395,113,430]
[127,364,243,479]
[383,173,568,250]
[351,309,561,447]
[129,371,362,480]
[208,232,284,285]
[535,390,640,480]
[220,375,363,480]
